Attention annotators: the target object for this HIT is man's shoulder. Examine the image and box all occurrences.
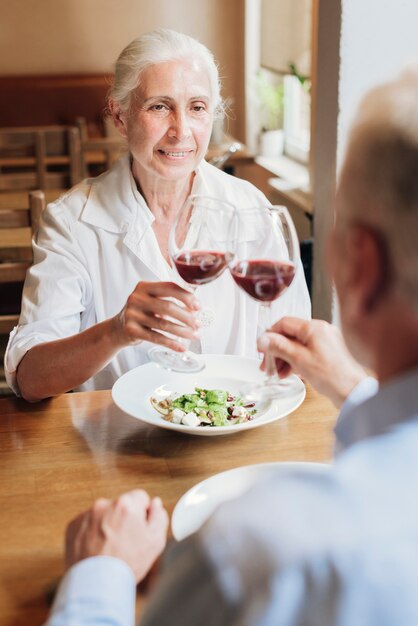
[203,431,418,571]
[189,468,357,618]
[202,467,352,569]
[155,453,418,624]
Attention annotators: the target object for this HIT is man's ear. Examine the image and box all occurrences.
[344,224,389,317]
[108,100,128,139]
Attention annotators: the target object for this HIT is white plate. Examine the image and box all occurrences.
[111,354,305,436]
[172,461,328,540]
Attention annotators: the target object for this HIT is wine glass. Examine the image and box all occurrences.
[148,195,236,372]
[228,205,300,400]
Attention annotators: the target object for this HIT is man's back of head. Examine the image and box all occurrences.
[333,65,418,378]
[338,65,418,315]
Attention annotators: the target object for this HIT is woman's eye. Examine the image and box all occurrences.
[192,104,206,113]
[151,104,168,112]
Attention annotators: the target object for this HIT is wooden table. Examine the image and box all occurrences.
[0,386,337,625]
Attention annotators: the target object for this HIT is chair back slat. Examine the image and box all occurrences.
[35,131,46,189]
[0,125,82,191]
[0,210,30,228]
[0,261,30,282]
[0,314,19,335]
[0,189,46,335]
[28,190,45,235]
[0,225,32,249]
[69,127,83,185]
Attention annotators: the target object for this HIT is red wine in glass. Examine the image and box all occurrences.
[173,250,231,285]
[230,259,296,302]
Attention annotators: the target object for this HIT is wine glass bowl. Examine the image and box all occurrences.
[230,259,296,302]
[169,195,236,287]
[228,205,300,400]
[173,249,233,285]
[148,195,236,373]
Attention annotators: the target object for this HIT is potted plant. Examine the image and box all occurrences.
[256,72,285,158]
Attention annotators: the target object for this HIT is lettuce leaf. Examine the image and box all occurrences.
[206,389,228,404]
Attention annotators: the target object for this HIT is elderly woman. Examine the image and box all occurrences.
[5,29,310,402]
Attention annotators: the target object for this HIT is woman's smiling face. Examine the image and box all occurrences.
[121,59,214,184]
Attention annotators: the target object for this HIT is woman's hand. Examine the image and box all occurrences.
[113,281,201,352]
[16,281,200,401]
[257,317,367,408]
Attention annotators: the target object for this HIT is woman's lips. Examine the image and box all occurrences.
[157,149,193,159]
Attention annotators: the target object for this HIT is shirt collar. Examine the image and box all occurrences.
[191,159,215,196]
[81,155,209,235]
[80,154,153,235]
[335,367,418,454]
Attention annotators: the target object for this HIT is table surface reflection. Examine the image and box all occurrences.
[0,386,337,625]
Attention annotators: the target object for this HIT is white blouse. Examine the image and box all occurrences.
[5,156,311,393]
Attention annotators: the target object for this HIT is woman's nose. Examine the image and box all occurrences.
[168,111,192,140]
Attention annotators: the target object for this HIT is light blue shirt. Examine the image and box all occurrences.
[45,369,418,626]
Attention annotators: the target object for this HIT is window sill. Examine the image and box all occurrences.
[255,154,309,188]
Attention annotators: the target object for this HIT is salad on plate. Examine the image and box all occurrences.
[150,386,258,428]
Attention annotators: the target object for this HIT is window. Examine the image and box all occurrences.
[246,0,313,165]
[283,74,311,163]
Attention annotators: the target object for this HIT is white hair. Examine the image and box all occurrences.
[109,29,223,116]
[339,64,418,312]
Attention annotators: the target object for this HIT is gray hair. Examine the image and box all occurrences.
[339,64,418,312]
[109,29,223,116]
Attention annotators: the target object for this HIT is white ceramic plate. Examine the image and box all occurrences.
[172,461,329,540]
[112,354,305,436]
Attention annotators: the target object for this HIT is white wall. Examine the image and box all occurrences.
[338,0,418,166]
[0,0,246,139]
[314,0,418,320]
[260,0,311,75]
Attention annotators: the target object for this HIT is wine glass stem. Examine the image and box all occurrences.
[260,303,277,378]
[180,284,197,354]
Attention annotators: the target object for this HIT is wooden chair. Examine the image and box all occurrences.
[75,115,127,178]
[0,126,82,191]
[0,190,46,334]
[80,136,127,178]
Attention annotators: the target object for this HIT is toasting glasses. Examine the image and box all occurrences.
[228,205,300,401]
[148,195,236,373]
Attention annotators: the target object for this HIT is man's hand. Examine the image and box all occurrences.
[65,490,169,583]
[258,317,367,408]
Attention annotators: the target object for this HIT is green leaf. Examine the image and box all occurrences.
[206,389,228,404]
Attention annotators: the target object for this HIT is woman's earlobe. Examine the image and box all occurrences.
[110,106,128,138]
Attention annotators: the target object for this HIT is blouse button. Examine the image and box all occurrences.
[197,308,215,328]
